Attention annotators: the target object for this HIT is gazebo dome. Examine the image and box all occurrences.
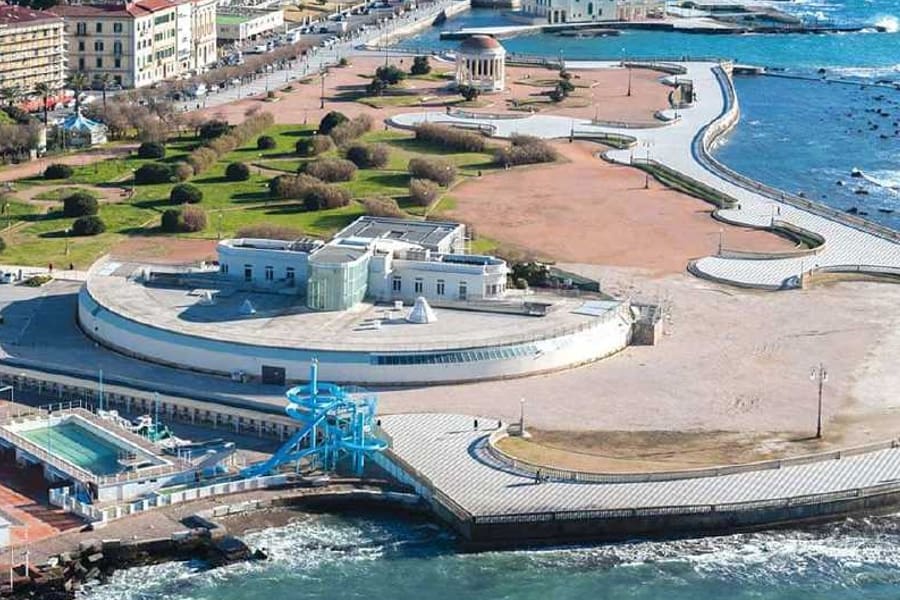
[455,35,506,93]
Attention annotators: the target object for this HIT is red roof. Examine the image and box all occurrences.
[48,3,134,18]
[0,4,62,26]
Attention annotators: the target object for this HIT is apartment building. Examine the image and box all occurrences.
[51,0,216,89]
[519,0,662,23]
[0,5,66,93]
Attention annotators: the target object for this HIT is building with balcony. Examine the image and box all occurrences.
[51,0,217,89]
[518,0,662,23]
[215,8,284,42]
[217,217,509,311]
[0,5,66,93]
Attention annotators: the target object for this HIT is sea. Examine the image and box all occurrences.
[82,2,900,598]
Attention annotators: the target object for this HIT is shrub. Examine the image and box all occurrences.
[303,182,351,211]
[493,135,558,167]
[413,122,485,152]
[134,162,174,184]
[0,236,6,253]
[187,147,218,176]
[160,208,181,232]
[169,183,203,204]
[71,215,105,236]
[410,55,431,76]
[269,173,319,199]
[361,196,405,218]
[181,205,206,232]
[558,78,575,94]
[137,141,165,159]
[409,178,440,207]
[43,163,73,180]
[329,114,372,146]
[62,192,98,217]
[305,158,357,182]
[365,77,388,97]
[173,162,194,182]
[374,64,406,85]
[295,134,332,156]
[318,111,348,135]
[458,84,480,102]
[408,157,456,187]
[225,162,251,181]
[236,223,303,240]
[338,57,349,67]
[257,135,276,150]
[344,143,390,169]
[199,119,231,140]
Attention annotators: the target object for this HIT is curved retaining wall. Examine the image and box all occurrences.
[78,283,634,386]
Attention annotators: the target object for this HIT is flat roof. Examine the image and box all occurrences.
[217,14,251,24]
[309,243,368,265]
[335,217,463,250]
[0,4,62,25]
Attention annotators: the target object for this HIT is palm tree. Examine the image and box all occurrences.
[0,85,22,108]
[66,71,89,114]
[33,82,54,126]
[97,72,112,111]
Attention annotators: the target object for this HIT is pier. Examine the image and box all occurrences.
[379,414,900,548]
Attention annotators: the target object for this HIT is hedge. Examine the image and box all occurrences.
[257,135,276,150]
[43,163,73,180]
[408,157,456,187]
[329,114,373,146]
[318,111,348,135]
[409,178,440,207]
[225,162,251,182]
[71,215,106,236]
[62,192,98,217]
[305,158,357,182]
[345,143,389,169]
[413,123,485,153]
[269,173,350,210]
[199,119,231,140]
[137,141,165,159]
[295,135,332,157]
[361,196,405,218]
[134,162,174,184]
[493,135,558,167]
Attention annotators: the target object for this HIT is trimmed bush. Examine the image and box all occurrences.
[199,119,231,140]
[305,158,357,182]
[137,141,165,159]
[409,178,440,207]
[303,182,351,211]
[225,162,251,181]
[408,157,456,187]
[160,208,181,232]
[71,215,105,236]
[410,55,431,76]
[344,143,389,169]
[169,183,203,204]
[173,162,194,182]
[43,163,73,180]
[413,122,485,153]
[181,206,206,232]
[257,135,276,150]
[361,196,405,218]
[236,223,303,240]
[295,135,332,157]
[329,114,372,146]
[134,162,174,184]
[318,111,347,135]
[62,192,98,217]
[493,135,558,167]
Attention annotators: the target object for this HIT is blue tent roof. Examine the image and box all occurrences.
[61,112,104,133]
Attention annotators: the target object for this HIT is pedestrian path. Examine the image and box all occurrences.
[389,61,900,290]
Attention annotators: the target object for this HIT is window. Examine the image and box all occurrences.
[95,22,102,33]
[392,276,401,293]
[458,281,468,301]
[114,58,121,69]
[264,265,274,281]
[436,279,445,296]
[95,57,103,68]
[286,267,295,284]
[220,263,229,274]
[78,40,85,51]
[113,40,122,55]
[94,40,104,52]
[114,75,122,85]
[76,22,86,35]
[78,57,85,70]
[113,22,123,33]
[414,278,423,294]
[244,265,252,282]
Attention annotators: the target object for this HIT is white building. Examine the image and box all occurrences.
[455,35,506,93]
[215,8,283,42]
[519,0,660,23]
[217,217,509,311]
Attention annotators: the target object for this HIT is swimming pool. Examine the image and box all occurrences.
[21,422,132,476]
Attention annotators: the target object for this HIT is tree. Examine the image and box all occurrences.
[62,192,98,217]
[410,55,431,76]
[43,163,73,179]
[134,162,174,184]
[96,72,112,111]
[160,208,181,232]
[257,135,276,150]
[169,183,203,204]
[458,84,480,102]
[374,65,406,85]
[365,77,387,97]
[33,81,54,126]
[137,141,165,159]
[199,119,231,140]
[66,72,89,114]
[225,162,250,181]
[71,215,106,236]
[0,86,22,108]
[318,111,347,135]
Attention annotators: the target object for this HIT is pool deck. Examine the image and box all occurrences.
[389,61,900,290]
[381,413,900,544]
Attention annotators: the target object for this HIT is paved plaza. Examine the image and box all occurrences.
[390,61,900,289]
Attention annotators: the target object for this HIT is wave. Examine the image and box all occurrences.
[860,170,900,191]
[875,15,899,33]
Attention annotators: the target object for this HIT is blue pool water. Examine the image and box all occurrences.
[21,421,125,475]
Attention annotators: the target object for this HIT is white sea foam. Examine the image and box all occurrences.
[861,170,900,191]
[875,15,899,33]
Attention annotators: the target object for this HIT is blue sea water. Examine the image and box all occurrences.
[82,3,900,598]
[397,2,900,227]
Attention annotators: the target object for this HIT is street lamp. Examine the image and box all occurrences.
[64,227,70,256]
[718,227,724,254]
[810,363,828,439]
[519,397,525,435]
[319,68,327,109]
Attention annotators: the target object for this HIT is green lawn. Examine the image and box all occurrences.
[32,187,100,201]
[0,125,502,266]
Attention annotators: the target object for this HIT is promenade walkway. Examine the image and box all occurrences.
[389,61,900,290]
[382,413,900,519]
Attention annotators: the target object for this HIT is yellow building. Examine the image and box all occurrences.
[0,5,66,93]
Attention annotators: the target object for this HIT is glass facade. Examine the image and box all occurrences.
[371,344,539,365]
[306,255,370,311]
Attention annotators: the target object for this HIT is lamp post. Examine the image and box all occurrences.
[718,227,724,254]
[64,227,70,256]
[319,68,327,109]
[810,363,828,439]
[519,397,525,435]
